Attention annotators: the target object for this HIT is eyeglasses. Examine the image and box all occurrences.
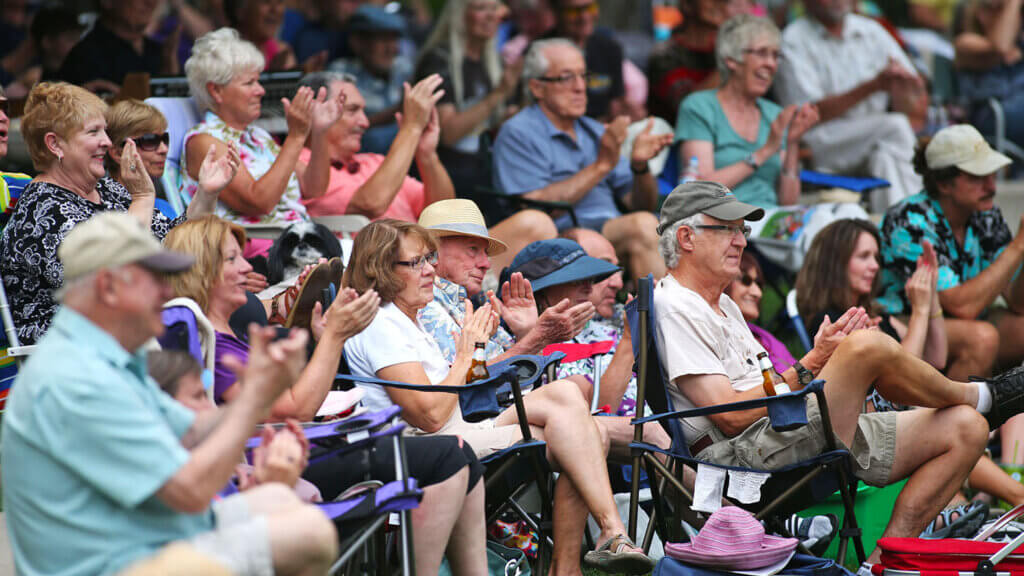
[738,274,763,288]
[742,47,781,61]
[561,2,598,18]
[694,224,752,239]
[536,71,593,86]
[395,251,438,270]
[131,132,170,151]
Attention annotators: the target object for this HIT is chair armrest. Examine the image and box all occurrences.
[631,380,824,426]
[473,187,580,228]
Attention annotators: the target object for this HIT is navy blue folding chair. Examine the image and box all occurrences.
[625,275,866,565]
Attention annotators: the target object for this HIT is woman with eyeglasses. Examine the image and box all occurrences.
[104,99,240,212]
[0,83,238,345]
[676,14,818,208]
[413,0,521,200]
[796,218,947,371]
[723,250,797,373]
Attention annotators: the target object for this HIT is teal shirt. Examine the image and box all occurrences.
[2,308,209,576]
[675,89,784,208]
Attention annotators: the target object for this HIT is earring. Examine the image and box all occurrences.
[57,154,63,165]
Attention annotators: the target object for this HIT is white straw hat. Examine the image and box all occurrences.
[417,199,509,256]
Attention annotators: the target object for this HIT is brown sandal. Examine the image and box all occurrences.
[583,534,655,575]
[284,257,345,330]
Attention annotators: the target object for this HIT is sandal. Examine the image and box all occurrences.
[920,501,988,539]
[269,258,345,329]
[784,513,837,556]
[582,534,655,575]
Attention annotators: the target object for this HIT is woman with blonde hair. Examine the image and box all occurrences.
[414,0,521,198]
[0,82,228,344]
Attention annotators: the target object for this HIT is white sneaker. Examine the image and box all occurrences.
[856,562,875,576]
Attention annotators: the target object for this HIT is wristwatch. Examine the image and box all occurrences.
[743,152,760,170]
[793,361,814,387]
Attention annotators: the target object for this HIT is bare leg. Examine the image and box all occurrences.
[549,474,588,576]
[602,213,666,281]
[944,318,999,381]
[995,310,1024,368]
[596,416,671,463]
[968,455,1024,507]
[244,484,338,576]
[411,466,484,576]
[494,380,632,548]
[444,474,489,576]
[489,209,558,275]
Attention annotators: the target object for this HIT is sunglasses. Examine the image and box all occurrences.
[561,2,598,18]
[738,274,763,288]
[130,132,170,151]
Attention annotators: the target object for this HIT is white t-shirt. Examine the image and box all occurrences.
[344,302,451,414]
[652,274,768,441]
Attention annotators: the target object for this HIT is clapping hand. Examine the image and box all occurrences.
[318,287,381,342]
[812,306,872,363]
[534,299,595,345]
[598,116,630,170]
[487,272,538,338]
[310,85,344,136]
[120,138,156,200]
[396,74,445,155]
[630,117,674,167]
[283,86,315,139]
[197,141,241,197]
[456,299,499,360]
[787,102,819,143]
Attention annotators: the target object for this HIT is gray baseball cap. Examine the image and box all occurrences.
[656,181,765,235]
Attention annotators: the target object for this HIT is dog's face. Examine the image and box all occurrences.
[267,221,343,284]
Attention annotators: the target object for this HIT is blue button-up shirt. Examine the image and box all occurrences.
[493,104,633,230]
[2,308,208,576]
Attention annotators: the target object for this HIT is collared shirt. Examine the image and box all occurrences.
[180,111,308,225]
[419,276,515,364]
[329,57,413,154]
[2,308,207,576]
[493,104,633,230]
[299,149,426,222]
[775,13,915,119]
[878,192,1012,315]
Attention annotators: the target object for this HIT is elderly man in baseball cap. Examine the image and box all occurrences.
[654,181,1024,568]
[878,123,1024,376]
[3,212,337,576]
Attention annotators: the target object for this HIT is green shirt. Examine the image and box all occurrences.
[675,89,784,208]
[2,308,209,576]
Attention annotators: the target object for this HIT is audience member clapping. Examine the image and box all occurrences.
[182,28,340,253]
[677,15,818,208]
[0,82,199,345]
[775,0,926,212]
[415,0,522,198]
[297,71,456,222]
[493,39,672,280]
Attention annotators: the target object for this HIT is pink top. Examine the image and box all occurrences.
[299,150,427,222]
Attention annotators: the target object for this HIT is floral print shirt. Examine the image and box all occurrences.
[553,313,638,416]
[419,276,515,363]
[878,192,1012,315]
[180,111,308,225]
[0,178,184,344]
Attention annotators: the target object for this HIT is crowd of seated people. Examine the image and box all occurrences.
[7,1,1024,575]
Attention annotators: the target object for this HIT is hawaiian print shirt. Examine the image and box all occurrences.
[878,192,1012,315]
[179,111,308,225]
[554,312,638,416]
[419,276,515,364]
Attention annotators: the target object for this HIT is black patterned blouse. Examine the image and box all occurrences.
[0,177,185,344]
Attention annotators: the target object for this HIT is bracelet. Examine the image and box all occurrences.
[930,309,943,318]
[630,162,650,175]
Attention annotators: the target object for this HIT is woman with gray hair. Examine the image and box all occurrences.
[676,14,819,208]
[181,28,340,256]
[414,0,522,198]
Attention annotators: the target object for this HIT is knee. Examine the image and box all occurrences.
[547,378,588,410]
[965,321,1000,362]
[509,209,557,242]
[946,405,989,454]
[620,213,660,252]
[296,504,339,563]
[836,328,901,365]
[247,482,302,512]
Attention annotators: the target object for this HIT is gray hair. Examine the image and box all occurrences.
[185,28,266,114]
[715,14,780,84]
[299,71,356,96]
[523,38,580,104]
[658,213,706,269]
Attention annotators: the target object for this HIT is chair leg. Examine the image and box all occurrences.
[835,474,866,565]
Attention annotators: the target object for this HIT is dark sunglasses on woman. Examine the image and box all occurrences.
[738,274,763,288]
[130,132,170,151]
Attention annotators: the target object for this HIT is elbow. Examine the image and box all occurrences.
[408,407,450,434]
[945,302,981,320]
[345,197,387,220]
[712,414,750,438]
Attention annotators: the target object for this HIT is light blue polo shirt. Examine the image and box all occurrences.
[2,308,210,576]
[493,104,633,230]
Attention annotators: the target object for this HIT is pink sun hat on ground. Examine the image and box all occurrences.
[665,507,798,572]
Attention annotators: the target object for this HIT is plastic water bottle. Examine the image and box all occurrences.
[679,155,700,184]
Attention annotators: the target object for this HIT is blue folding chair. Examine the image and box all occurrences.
[625,275,866,566]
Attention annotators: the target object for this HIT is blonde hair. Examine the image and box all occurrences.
[163,215,247,313]
[22,82,108,171]
[104,99,168,173]
[344,219,438,303]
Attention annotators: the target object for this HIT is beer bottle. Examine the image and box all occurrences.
[757,352,790,396]
[467,343,490,383]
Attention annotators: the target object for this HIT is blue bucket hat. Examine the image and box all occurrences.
[508,238,621,294]
[348,4,405,34]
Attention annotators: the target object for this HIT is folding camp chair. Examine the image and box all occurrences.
[335,351,565,576]
[0,173,36,411]
[625,275,866,565]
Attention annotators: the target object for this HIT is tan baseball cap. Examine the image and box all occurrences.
[925,124,1011,176]
[418,199,509,256]
[59,212,195,283]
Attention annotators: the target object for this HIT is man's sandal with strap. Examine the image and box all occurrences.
[582,534,656,575]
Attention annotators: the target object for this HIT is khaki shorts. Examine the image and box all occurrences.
[414,410,523,459]
[697,394,898,487]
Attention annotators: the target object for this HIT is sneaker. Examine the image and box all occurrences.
[979,366,1024,430]
[856,562,875,576]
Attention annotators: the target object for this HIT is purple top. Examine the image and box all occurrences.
[214,331,249,403]
[748,322,797,373]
